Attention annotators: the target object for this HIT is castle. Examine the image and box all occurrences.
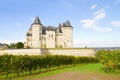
[25,16,73,48]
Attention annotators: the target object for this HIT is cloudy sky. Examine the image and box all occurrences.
[0,0,120,47]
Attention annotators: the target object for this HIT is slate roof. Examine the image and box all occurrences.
[0,43,4,47]
[26,32,32,36]
[26,16,72,36]
[32,16,41,25]
[42,26,59,35]
[62,20,72,27]
[57,24,62,33]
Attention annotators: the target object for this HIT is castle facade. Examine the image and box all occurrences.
[25,16,73,48]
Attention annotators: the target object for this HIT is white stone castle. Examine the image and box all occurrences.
[25,16,73,48]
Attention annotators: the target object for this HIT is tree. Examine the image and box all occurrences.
[16,42,24,49]
[9,43,16,49]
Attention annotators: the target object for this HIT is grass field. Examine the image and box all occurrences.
[1,63,120,80]
[11,63,120,80]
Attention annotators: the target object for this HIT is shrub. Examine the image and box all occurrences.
[96,50,120,73]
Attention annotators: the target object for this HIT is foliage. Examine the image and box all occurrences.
[8,42,24,49]
[14,63,104,80]
[16,42,24,49]
[96,50,120,73]
[9,43,16,49]
[0,54,98,79]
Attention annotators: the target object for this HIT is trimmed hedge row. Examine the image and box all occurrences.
[0,54,98,78]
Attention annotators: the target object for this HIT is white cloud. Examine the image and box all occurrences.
[80,19,95,28]
[93,9,105,15]
[93,12,105,21]
[80,8,112,32]
[111,21,120,27]
[90,4,97,9]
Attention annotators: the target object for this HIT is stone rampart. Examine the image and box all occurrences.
[0,48,95,56]
[47,48,95,57]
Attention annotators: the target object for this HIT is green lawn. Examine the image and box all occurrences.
[12,63,105,80]
[1,63,119,80]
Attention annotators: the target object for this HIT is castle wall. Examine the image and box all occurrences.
[46,31,55,48]
[0,48,95,57]
[0,49,41,55]
[55,33,63,48]
[42,35,46,48]
[47,48,95,57]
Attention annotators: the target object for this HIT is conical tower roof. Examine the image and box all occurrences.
[33,16,41,24]
[65,20,71,26]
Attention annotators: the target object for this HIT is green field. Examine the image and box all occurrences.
[1,63,120,80]
[12,63,119,80]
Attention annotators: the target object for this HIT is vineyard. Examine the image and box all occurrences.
[0,54,98,79]
[96,50,120,73]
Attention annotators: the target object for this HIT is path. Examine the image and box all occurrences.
[27,71,120,80]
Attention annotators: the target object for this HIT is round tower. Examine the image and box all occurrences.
[62,20,73,48]
[31,16,42,48]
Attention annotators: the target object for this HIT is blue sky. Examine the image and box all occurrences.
[0,0,120,47]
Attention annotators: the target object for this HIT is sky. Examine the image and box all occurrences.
[0,0,120,47]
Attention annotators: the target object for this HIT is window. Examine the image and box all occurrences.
[49,34,50,38]
[51,34,53,38]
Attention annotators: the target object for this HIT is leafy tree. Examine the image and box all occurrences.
[9,43,16,49]
[16,42,24,49]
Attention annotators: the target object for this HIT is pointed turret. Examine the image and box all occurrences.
[33,16,41,24]
[63,22,66,27]
[58,23,62,27]
[62,20,72,27]
[57,23,62,33]
[65,20,71,27]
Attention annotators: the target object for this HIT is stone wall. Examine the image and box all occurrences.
[0,49,41,55]
[47,48,95,57]
[0,48,95,56]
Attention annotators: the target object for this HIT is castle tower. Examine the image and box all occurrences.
[55,23,63,48]
[26,17,73,49]
[62,20,73,48]
[31,16,42,48]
